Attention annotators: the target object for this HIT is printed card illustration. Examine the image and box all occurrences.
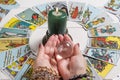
[104,0,120,14]
[48,1,69,16]
[0,28,28,38]
[3,53,30,79]
[85,48,120,65]
[17,8,46,26]
[88,57,114,78]
[86,58,103,80]
[32,3,52,19]
[0,6,9,22]
[85,12,113,30]
[15,57,34,80]
[0,38,28,52]
[0,45,30,68]
[81,4,102,25]
[0,0,19,10]
[4,17,37,31]
[88,36,120,50]
[88,23,120,37]
[68,1,86,21]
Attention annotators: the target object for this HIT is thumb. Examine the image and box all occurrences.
[37,43,44,57]
[58,59,70,79]
[73,43,81,56]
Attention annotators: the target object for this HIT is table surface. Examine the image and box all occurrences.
[0,0,120,80]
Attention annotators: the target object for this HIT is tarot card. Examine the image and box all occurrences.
[32,3,52,19]
[4,17,37,31]
[88,36,120,50]
[85,12,113,30]
[85,48,120,65]
[48,1,69,16]
[0,6,10,22]
[0,0,19,10]
[0,38,28,52]
[16,8,46,26]
[15,57,35,79]
[0,28,29,38]
[86,58,103,80]
[88,57,114,78]
[80,4,102,25]
[0,44,30,68]
[2,53,31,79]
[104,0,120,15]
[68,1,86,21]
[88,23,120,37]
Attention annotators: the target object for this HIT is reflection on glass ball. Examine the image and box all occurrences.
[57,41,73,59]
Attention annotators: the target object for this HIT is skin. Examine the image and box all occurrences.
[33,34,87,80]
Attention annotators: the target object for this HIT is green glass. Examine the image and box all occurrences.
[48,10,67,35]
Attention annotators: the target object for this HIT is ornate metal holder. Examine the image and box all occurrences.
[42,29,72,45]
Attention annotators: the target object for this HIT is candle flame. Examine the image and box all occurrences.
[56,7,59,14]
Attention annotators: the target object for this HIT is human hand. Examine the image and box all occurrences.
[56,34,87,80]
[33,35,59,75]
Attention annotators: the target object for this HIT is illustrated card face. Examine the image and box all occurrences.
[0,0,19,10]
[86,58,103,80]
[88,57,114,78]
[48,1,69,16]
[80,4,102,25]
[0,38,28,52]
[3,53,31,79]
[88,36,120,50]
[88,23,120,37]
[0,44,30,68]
[16,8,46,26]
[68,1,86,21]
[4,17,37,31]
[32,3,53,19]
[0,28,28,38]
[104,0,120,15]
[15,57,35,79]
[85,12,113,30]
[85,48,120,65]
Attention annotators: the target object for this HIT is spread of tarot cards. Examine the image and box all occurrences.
[0,0,120,80]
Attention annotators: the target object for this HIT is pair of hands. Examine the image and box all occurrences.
[33,34,87,80]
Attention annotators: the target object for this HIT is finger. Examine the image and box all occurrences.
[51,35,58,47]
[58,34,64,42]
[58,59,70,79]
[45,35,55,54]
[37,43,44,57]
[64,34,72,41]
[73,43,82,56]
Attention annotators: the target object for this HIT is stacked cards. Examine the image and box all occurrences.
[0,0,120,80]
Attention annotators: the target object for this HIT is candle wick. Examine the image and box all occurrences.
[56,7,59,14]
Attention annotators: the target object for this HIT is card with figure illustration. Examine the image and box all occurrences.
[85,48,120,65]
[68,1,86,21]
[0,38,28,52]
[48,1,69,16]
[16,8,46,26]
[80,4,102,25]
[85,12,113,30]
[88,23,120,37]
[0,44,30,68]
[88,57,114,78]
[32,3,53,19]
[4,53,33,80]
[86,58,103,80]
[0,28,29,38]
[88,36,120,50]
[0,0,19,10]
[4,17,37,31]
[104,0,120,15]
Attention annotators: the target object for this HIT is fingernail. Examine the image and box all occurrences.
[77,43,80,47]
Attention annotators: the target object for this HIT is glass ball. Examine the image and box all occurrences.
[57,41,73,59]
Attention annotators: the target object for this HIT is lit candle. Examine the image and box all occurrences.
[48,7,67,35]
